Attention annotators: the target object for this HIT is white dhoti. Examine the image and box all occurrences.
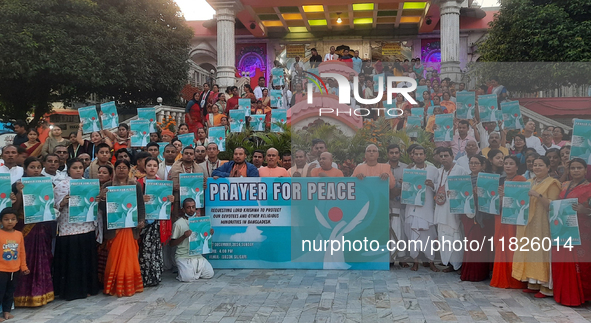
[176,256,214,282]
[437,222,464,271]
[390,213,406,261]
[404,214,436,261]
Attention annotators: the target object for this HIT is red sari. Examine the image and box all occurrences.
[490,175,528,289]
[185,102,203,134]
[552,181,591,306]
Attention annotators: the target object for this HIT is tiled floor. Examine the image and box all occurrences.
[14,266,591,323]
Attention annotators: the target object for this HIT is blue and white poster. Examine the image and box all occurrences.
[229,109,246,133]
[78,106,101,134]
[434,114,454,142]
[205,177,292,269]
[0,174,12,213]
[238,99,251,117]
[100,101,119,130]
[188,216,213,255]
[137,107,157,133]
[22,177,56,224]
[416,85,429,102]
[271,68,284,86]
[271,110,287,133]
[68,179,100,223]
[501,101,524,130]
[456,91,476,120]
[291,178,389,270]
[177,133,194,148]
[208,126,226,152]
[270,89,283,108]
[130,120,150,147]
[570,118,591,164]
[157,142,168,161]
[478,94,498,123]
[411,108,424,120]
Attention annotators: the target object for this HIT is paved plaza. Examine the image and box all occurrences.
[14,267,591,323]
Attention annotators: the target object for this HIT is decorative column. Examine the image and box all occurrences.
[438,0,463,82]
[209,0,244,92]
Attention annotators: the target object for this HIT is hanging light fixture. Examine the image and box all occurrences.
[337,12,342,24]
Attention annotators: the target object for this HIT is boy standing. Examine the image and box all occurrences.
[0,208,29,321]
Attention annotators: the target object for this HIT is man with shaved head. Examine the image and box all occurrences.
[352,144,395,189]
[455,140,479,170]
[259,148,290,177]
[310,152,343,177]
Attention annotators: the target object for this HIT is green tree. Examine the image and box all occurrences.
[0,0,193,125]
[474,0,591,92]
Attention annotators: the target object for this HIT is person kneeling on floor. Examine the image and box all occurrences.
[170,198,214,281]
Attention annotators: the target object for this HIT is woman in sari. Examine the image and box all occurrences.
[523,153,539,180]
[103,124,131,164]
[76,123,111,161]
[440,92,456,114]
[510,134,528,172]
[41,125,67,157]
[96,165,113,287]
[512,156,561,298]
[216,94,227,119]
[545,148,564,180]
[261,89,271,108]
[461,155,494,282]
[389,93,412,130]
[137,157,173,287]
[177,123,190,136]
[207,84,220,106]
[53,158,99,300]
[552,158,591,306]
[242,84,256,101]
[185,92,204,134]
[20,129,42,158]
[413,58,424,79]
[99,159,146,297]
[12,157,54,307]
[211,103,227,127]
[553,127,569,148]
[490,155,528,289]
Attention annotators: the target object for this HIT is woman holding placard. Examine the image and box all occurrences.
[52,158,99,300]
[137,157,173,287]
[490,155,527,289]
[512,156,561,298]
[98,159,146,297]
[552,158,591,306]
[11,157,54,307]
[461,155,493,282]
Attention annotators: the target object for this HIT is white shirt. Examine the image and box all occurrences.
[0,165,23,184]
[434,164,470,227]
[404,164,439,225]
[42,168,67,186]
[289,61,304,75]
[456,155,470,170]
[524,135,545,155]
[324,53,336,61]
[254,86,263,100]
[542,143,560,152]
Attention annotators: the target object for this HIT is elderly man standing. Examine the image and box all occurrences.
[259,148,290,177]
[310,152,343,177]
[352,144,395,188]
[456,140,479,170]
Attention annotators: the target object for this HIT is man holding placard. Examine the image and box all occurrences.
[403,146,439,272]
[434,148,469,272]
[169,146,205,217]
[387,144,408,266]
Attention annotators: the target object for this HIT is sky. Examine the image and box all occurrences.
[174,0,501,22]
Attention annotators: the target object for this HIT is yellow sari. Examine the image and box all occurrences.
[512,176,561,294]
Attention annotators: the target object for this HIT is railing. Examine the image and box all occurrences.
[520,104,572,131]
[235,76,250,95]
[511,85,590,98]
[188,60,213,87]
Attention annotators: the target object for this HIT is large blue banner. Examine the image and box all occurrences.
[205,177,389,270]
[205,177,292,268]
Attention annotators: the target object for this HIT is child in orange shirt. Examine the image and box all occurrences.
[0,208,29,321]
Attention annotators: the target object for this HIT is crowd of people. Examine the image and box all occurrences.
[0,49,588,320]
